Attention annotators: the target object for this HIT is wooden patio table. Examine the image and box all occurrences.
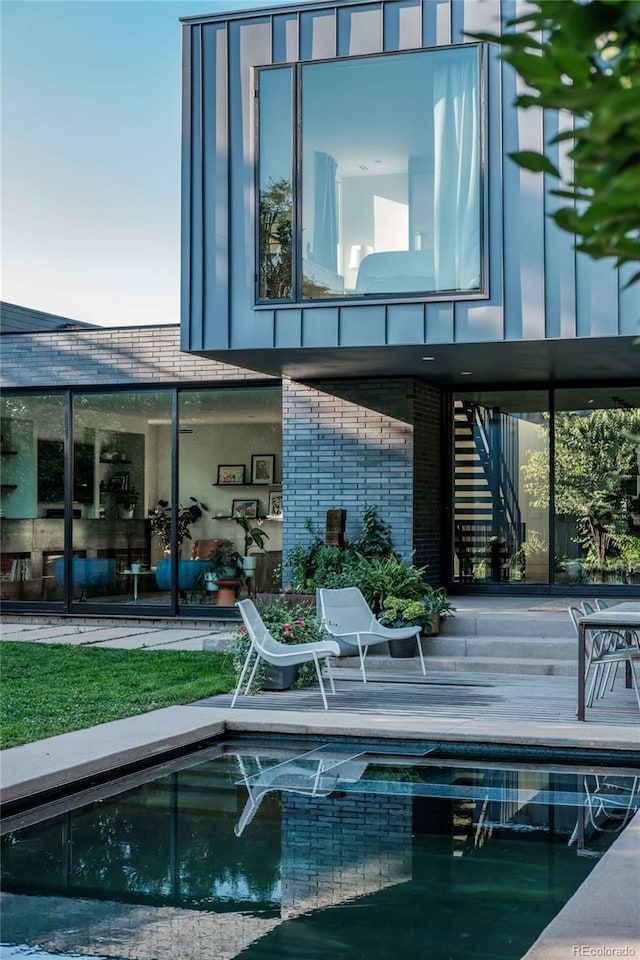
[577,601,640,720]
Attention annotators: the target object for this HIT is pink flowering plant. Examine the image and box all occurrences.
[228,598,326,691]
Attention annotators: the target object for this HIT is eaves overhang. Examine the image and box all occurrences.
[190,337,639,386]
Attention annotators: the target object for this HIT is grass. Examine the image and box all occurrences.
[0,642,237,749]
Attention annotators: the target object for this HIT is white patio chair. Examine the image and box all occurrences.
[317,586,425,682]
[231,598,341,710]
[569,605,640,710]
[234,751,368,836]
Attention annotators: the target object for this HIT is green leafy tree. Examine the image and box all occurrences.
[258,177,292,299]
[521,408,640,564]
[474,0,640,277]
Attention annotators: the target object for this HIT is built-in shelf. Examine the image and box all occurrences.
[1,484,18,490]
[213,514,282,522]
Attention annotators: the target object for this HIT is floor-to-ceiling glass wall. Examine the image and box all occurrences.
[1,385,283,613]
[553,386,640,587]
[177,387,283,611]
[70,391,172,606]
[452,386,640,589]
[0,394,66,604]
[452,391,550,585]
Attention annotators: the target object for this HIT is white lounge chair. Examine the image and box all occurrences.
[231,598,341,710]
[317,586,425,682]
[234,750,368,836]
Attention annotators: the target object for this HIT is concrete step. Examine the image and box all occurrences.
[422,635,576,660]
[443,612,574,639]
[331,653,577,677]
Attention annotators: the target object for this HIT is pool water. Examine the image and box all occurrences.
[1,739,638,960]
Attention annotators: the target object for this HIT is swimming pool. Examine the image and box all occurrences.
[1,737,638,960]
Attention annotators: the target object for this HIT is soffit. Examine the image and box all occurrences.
[197,337,639,387]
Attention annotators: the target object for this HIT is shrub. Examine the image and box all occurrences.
[228,598,324,691]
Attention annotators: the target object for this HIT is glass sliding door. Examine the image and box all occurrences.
[553,387,640,586]
[71,391,171,606]
[178,386,283,610]
[1,394,65,604]
[452,391,549,585]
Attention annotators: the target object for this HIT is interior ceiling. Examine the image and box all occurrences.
[201,337,639,391]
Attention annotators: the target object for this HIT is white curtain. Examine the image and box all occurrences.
[432,48,480,291]
[312,151,338,271]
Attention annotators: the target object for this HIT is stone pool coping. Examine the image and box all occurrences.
[1,704,639,959]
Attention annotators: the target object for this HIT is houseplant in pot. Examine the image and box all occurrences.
[149,497,209,590]
[378,596,429,658]
[233,512,269,579]
[422,586,456,636]
[207,540,245,605]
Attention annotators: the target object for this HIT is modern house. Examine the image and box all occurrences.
[1,0,638,619]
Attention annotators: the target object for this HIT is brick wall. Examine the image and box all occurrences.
[0,325,271,388]
[281,792,412,918]
[282,377,442,582]
[282,377,415,562]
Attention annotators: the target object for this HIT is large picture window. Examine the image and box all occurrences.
[257,45,482,302]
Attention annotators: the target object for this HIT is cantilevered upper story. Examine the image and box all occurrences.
[180,0,638,387]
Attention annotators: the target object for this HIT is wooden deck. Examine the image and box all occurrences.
[197,668,640,728]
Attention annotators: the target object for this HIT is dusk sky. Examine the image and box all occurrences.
[1,0,282,327]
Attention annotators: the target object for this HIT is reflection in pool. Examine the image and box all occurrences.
[1,739,638,960]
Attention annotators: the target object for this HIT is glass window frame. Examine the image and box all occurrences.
[255,42,487,307]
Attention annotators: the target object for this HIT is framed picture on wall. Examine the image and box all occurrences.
[251,454,275,485]
[217,464,245,485]
[232,499,259,519]
[267,490,283,518]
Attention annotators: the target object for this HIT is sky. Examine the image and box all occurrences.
[1,0,278,327]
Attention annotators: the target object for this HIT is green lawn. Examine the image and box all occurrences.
[0,642,237,749]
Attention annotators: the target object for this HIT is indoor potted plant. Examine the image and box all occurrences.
[233,512,270,579]
[149,497,209,590]
[207,540,245,605]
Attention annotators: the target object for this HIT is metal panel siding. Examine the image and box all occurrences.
[275,308,303,346]
[543,108,576,341]
[229,18,273,350]
[337,4,382,56]
[387,302,425,343]
[203,23,230,351]
[302,307,339,345]
[426,301,454,342]
[619,265,640,338]
[180,24,193,351]
[576,253,620,338]
[339,304,386,345]
[273,13,299,61]
[453,6,503,344]
[183,0,630,361]
[383,0,421,51]
[300,8,337,59]
[189,26,204,351]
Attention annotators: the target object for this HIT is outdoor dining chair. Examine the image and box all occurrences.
[231,598,341,710]
[317,586,425,682]
[569,605,640,710]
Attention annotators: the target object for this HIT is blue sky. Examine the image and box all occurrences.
[1,0,276,326]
